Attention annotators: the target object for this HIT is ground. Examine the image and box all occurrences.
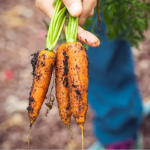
[0,0,150,149]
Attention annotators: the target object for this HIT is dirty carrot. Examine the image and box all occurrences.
[27,0,66,148]
[44,6,67,117]
[55,44,72,127]
[65,13,89,150]
[55,44,74,140]
[27,49,56,127]
[66,42,88,128]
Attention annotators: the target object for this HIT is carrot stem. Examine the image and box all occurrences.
[53,7,67,40]
[52,0,62,31]
[46,0,66,51]
[65,13,78,43]
[49,15,66,50]
[46,0,61,48]
[74,17,78,41]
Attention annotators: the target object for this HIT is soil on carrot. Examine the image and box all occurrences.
[0,0,150,149]
[63,51,69,76]
[31,52,39,76]
[27,97,35,112]
[27,52,39,115]
[63,77,68,87]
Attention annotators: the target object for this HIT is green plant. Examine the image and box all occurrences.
[83,0,150,48]
[44,0,150,49]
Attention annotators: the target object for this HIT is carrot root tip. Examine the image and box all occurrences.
[28,126,32,150]
[81,128,84,150]
[67,125,74,141]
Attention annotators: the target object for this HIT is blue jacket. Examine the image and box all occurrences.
[87,14,143,145]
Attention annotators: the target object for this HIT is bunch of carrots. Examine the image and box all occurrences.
[27,0,89,149]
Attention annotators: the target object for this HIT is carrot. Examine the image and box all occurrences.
[27,0,66,127]
[55,44,74,140]
[65,14,89,150]
[27,0,67,148]
[66,42,88,129]
[55,44,72,127]
[27,50,56,149]
[27,50,56,126]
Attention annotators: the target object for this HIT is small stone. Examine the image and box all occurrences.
[5,41,15,52]
[132,47,142,58]
[15,5,34,18]
[5,95,28,113]
[11,113,24,126]
[6,95,19,104]
[0,37,6,48]
[19,69,30,79]
[5,30,16,40]
[18,47,30,57]
[1,142,11,149]
[139,60,149,70]
[66,141,78,150]
[21,134,29,142]
[0,72,5,81]
[23,8,34,19]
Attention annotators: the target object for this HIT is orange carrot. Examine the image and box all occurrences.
[64,14,89,149]
[27,0,67,149]
[27,50,56,127]
[27,0,67,127]
[55,44,72,127]
[66,42,89,130]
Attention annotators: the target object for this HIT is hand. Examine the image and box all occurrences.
[35,0,100,47]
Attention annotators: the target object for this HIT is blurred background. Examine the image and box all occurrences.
[0,0,150,149]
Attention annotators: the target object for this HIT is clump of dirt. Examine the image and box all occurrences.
[31,52,39,76]
[63,51,69,76]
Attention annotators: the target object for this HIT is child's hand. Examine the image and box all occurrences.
[35,0,100,47]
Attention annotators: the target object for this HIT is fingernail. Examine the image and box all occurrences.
[69,2,82,17]
[97,40,100,46]
[91,40,100,47]
[94,39,100,45]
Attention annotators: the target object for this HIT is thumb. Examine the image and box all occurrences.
[63,0,82,17]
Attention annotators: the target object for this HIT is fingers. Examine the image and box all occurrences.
[36,0,96,25]
[77,26,100,47]
[89,9,95,17]
[79,0,97,26]
[63,25,100,47]
[35,0,55,19]
[36,0,83,18]
[35,0,100,47]
[63,0,82,17]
